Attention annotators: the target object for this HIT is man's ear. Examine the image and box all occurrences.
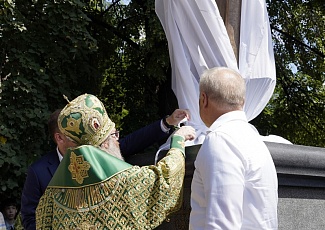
[201,92,208,108]
[54,132,63,144]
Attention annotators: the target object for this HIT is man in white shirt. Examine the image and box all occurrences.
[190,67,278,229]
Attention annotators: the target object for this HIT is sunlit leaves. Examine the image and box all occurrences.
[253,0,325,147]
[0,0,102,202]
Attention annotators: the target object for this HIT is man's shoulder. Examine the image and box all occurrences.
[29,150,58,169]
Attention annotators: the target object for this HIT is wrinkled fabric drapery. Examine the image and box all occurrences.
[239,0,276,120]
[155,0,277,154]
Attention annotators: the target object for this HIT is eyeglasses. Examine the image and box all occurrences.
[110,130,120,139]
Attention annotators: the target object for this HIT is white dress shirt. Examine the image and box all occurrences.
[57,147,63,162]
[190,111,278,230]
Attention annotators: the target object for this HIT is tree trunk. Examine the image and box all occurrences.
[215,0,242,62]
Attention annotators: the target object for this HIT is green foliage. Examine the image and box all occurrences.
[0,0,101,203]
[252,0,325,147]
[0,0,173,204]
[86,0,172,135]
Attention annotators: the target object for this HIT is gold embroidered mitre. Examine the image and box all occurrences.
[58,93,115,146]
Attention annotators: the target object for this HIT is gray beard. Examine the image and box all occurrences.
[104,138,124,161]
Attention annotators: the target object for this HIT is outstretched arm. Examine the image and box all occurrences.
[120,109,191,157]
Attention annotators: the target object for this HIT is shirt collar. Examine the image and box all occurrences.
[207,110,247,133]
[56,146,63,162]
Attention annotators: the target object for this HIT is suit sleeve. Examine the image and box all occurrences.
[119,120,169,156]
[21,166,41,230]
[21,152,58,230]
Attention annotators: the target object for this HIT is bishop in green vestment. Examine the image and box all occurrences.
[36,94,195,229]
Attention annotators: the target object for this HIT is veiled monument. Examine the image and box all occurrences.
[128,0,325,229]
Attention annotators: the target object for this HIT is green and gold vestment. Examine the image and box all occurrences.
[36,135,186,229]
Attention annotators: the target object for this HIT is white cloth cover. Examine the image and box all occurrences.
[155,0,277,154]
[239,0,276,120]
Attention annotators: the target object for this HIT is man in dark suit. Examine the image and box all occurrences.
[21,108,190,230]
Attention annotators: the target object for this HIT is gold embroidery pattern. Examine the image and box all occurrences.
[79,221,96,230]
[36,152,185,229]
[58,94,115,146]
[68,152,91,184]
[66,116,82,135]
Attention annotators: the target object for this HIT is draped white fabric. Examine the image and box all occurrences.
[155,0,277,152]
[239,0,276,120]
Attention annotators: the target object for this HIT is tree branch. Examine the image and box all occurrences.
[88,15,140,50]
[271,25,325,58]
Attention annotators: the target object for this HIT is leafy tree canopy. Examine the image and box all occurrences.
[252,0,324,147]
